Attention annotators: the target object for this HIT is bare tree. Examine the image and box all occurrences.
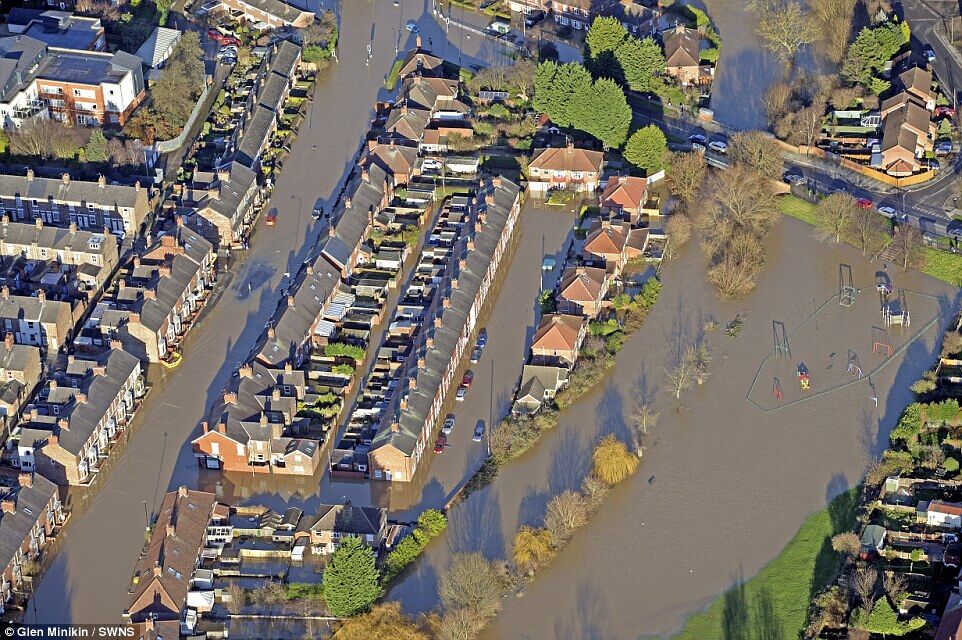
[815,193,857,243]
[666,152,707,206]
[811,0,858,63]
[889,224,927,271]
[847,207,888,255]
[728,131,784,182]
[665,214,692,253]
[629,403,658,454]
[831,532,860,557]
[9,118,87,159]
[543,490,590,544]
[883,572,907,605]
[438,553,502,623]
[850,565,879,610]
[224,582,247,615]
[763,82,792,127]
[580,474,610,511]
[665,344,710,399]
[757,1,820,67]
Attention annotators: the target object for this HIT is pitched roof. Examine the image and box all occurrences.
[0,292,70,326]
[519,364,568,397]
[398,44,445,79]
[930,500,962,516]
[0,172,144,209]
[896,65,935,102]
[530,145,603,173]
[601,176,648,211]
[366,143,418,180]
[0,220,115,259]
[311,503,384,537]
[664,24,700,68]
[128,488,216,622]
[0,473,57,575]
[559,266,607,303]
[936,605,962,640]
[135,27,182,68]
[531,313,584,352]
[584,221,629,256]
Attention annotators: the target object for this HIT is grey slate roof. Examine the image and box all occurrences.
[0,473,57,574]
[310,503,384,537]
[0,293,70,326]
[371,178,521,457]
[125,253,204,333]
[0,342,39,374]
[134,26,182,68]
[0,173,142,209]
[207,360,308,444]
[26,349,139,456]
[206,162,258,227]
[0,220,113,259]
[23,13,102,51]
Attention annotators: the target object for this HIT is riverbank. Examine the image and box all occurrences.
[665,489,858,640]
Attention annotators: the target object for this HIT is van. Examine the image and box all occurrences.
[487,20,510,35]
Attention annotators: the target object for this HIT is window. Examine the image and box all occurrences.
[210,442,219,455]
[236,443,244,456]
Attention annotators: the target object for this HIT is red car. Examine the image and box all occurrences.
[462,370,474,388]
[935,106,956,118]
[265,212,277,226]
[434,435,447,453]
[221,36,241,46]
[855,198,873,209]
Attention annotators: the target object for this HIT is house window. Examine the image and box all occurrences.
[236,443,244,456]
[210,442,219,455]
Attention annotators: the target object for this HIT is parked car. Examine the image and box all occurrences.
[422,158,442,170]
[708,140,728,154]
[525,10,546,28]
[783,172,804,185]
[266,212,277,226]
[856,198,873,209]
[462,370,474,388]
[470,346,482,363]
[877,205,897,218]
[936,139,954,155]
[688,134,707,146]
[473,422,485,442]
[434,435,447,452]
[405,20,419,33]
[207,28,224,41]
[456,386,467,401]
[924,46,937,62]
[477,329,487,348]
[935,106,957,118]
[312,203,325,219]
[442,415,456,435]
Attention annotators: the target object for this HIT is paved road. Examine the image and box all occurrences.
[27,0,505,624]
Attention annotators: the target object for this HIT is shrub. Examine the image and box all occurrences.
[325,342,366,361]
[591,435,639,485]
[945,457,960,473]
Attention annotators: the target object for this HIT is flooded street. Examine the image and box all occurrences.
[28,0,508,624]
[389,216,961,639]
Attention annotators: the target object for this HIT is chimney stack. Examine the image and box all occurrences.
[57,417,69,431]
[178,485,188,498]
[4,333,13,351]
[166,523,175,537]
[18,473,32,489]
[1,500,15,514]
[223,391,237,405]
[239,364,253,378]
[35,218,42,229]
[217,422,226,434]
[61,173,70,185]
[74,392,87,404]
[26,169,34,182]
[98,174,106,188]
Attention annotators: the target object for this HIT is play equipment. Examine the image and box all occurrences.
[796,364,810,390]
[772,377,783,399]
[883,289,910,329]
[773,320,791,360]
[847,351,864,378]
[839,264,857,307]
[872,326,894,358]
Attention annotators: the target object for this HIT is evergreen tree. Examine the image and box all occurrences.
[624,125,668,173]
[862,597,925,636]
[322,536,381,618]
[841,27,883,86]
[551,63,594,127]
[533,60,559,116]
[616,36,665,93]
[85,130,108,163]
[585,17,628,59]
[571,78,631,148]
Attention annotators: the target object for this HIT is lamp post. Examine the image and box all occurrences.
[142,500,149,530]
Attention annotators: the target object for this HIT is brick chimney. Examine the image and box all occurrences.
[434,314,442,328]
[178,485,188,498]
[47,434,58,446]
[159,265,172,279]
[26,169,34,182]
[217,422,226,434]
[223,391,237,405]
[344,197,352,209]
[69,222,77,233]
[1,500,15,514]
[166,523,175,537]
[239,364,253,378]
[92,365,106,377]
[61,173,70,185]
[18,472,32,489]
[201,421,209,434]
[416,34,422,49]
[0,286,7,300]
[128,312,141,325]
[98,174,106,188]
[390,421,400,433]
[144,289,156,301]
[408,376,417,390]
[36,289,45,303]
[361,168,369,182]
[491,176,502,188]
[260,412,268,427]
[57,417,69,431]
[152,563,162,577]
[267,326,276,339]
[4,333,13,351]
[35,218,42,229]
[74,392,87,404]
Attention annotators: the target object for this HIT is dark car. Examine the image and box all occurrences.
[477,328,488,348]
[312,203,325,219]
[462,370,474,388]
[473,422,485,443]
[524,10,545,27]
[470,346,482,363]
[688,133,707,146]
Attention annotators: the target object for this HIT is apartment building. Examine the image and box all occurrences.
[0,171,152,238]
[22,348,144,486]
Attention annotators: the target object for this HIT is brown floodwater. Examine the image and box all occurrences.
[387,216,961,639]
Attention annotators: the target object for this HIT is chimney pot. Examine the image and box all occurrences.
[217,422,226,434]
[57,417,69,431]
[4,333,13,351]
[223,391,237,405]
[1,500,15,515]
[178,485,188,498]
[26,169,34,182]
[17,473,31,488]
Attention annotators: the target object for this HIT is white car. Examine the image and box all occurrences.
[877,206,897,219]
[442,415,455,434]
[708,140,728,154]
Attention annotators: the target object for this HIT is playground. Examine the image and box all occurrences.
[748,265,946,412]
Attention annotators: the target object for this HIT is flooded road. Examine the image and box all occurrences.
[388,216,961,639]
[28,0,510,624]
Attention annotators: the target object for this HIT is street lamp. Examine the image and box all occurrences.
[142,500,149,530]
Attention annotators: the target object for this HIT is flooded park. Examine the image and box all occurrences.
[387,215,960,639]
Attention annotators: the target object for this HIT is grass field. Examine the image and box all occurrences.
[669,490,858,640]
[778,196,962,287]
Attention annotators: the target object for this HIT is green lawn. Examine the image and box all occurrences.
[778,196,962,287]
[385,59,403,90]
[669,490,858,640]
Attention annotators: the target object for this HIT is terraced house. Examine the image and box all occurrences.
[0,217,118,301]
[0,334,42,436]
[20,348,144,486]
[0,471,64,615]
[0,288,73,352]
[192,361,321,475]
[0,171,152,238]
[367,177,522,482]
[101,224,215,363]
